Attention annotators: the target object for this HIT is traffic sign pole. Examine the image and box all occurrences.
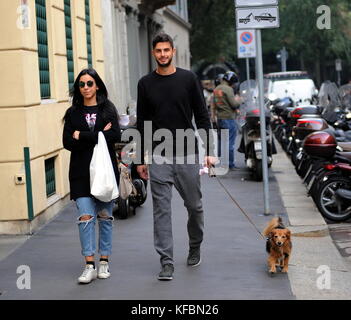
[235,0,278,216]
[255,29,270,215]
[281,46,287,72]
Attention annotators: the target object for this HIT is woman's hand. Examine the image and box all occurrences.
[73,131,80,140]
[104,122,112,131]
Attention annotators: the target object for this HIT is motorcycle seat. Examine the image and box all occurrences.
[338,142,351,152]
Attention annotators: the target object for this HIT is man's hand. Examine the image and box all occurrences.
[234,95,243,105]
[136,165,149,180]
[204,156,218,168]
[73,131,80,140]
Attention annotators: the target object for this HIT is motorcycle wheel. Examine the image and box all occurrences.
[115,197,135,220]
[129,179,147,207]
[315,176,351,222]
[253,159,263,181]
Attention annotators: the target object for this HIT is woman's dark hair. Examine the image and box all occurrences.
[70,68,108,106]
[152,33,174,49]
[64,68,118,122]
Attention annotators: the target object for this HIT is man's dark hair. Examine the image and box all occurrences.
[152,33,174,49]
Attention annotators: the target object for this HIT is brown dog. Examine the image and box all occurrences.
[263,217,292,274]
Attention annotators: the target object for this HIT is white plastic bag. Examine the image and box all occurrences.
[90,132,119,202]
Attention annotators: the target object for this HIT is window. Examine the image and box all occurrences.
[35,0,50,98]
[64,0,74,91]
[85,0,92,68]
[45,157,56,197]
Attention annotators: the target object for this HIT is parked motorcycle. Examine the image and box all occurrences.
[302,131,351,221]
[114,113,147,219]
[238,80,274,181]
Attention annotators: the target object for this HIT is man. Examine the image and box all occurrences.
[212,71,241,170]
[136,33,216,281]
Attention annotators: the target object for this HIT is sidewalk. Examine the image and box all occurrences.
[0,138,350,300]
[272,142,351,299]
[0,145,294,300]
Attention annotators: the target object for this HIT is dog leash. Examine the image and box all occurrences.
[214,174,266,240]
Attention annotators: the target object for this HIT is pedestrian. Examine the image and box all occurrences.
[62,68,121,284]
[212,71,241,170]
[136,33,217,281]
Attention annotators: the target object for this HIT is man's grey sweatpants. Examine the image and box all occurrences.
[149,161,204,266]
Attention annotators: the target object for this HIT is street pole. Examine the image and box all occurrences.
[246,58,250,81]
[246,58,251,92]
[255,29,270,215]
[281,46,287,72]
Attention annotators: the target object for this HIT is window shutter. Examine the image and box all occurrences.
[64,0,74,90]
[35,0,50,99]
[85,0,92,68]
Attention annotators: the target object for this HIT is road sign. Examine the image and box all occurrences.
[237,30,256,58]
[335,59,342,71]
[236,6,279,29]
[235,0,278,7]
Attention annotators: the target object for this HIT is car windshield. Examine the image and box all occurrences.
[271,79,316,104]
[239,80,260,114]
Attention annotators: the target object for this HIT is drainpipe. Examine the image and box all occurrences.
[24,147,34,221]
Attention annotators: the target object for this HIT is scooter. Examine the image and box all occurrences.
[114,114,147,219]
[302,130,351,221]
[238,80,274,181]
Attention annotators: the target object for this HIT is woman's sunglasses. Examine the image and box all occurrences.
[79,80,94,88]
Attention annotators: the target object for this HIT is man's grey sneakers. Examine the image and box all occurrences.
[78,264,97,284]
[187,247,201,267]
[157,263,174,281]
[98,261,111,279]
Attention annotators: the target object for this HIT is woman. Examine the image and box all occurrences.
[63,68,121,284]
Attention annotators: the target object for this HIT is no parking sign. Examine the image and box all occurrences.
[237,29,256,58]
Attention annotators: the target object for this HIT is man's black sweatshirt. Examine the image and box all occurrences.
[136,68,214,164]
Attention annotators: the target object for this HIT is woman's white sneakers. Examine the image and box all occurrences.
[97,261,111,279]
[78,264,97,284]
[78,261,110,284]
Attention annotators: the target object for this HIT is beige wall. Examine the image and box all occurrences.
[162,9,191,70]
[0,0,104,230]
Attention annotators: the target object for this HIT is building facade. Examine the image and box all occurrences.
[0,0,190,234]
[102,0,191,115]
[0,0,106,234]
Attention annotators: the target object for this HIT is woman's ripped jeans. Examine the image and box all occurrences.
[75,197,114,257]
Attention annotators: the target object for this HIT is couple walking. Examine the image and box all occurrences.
[62,33,217,284]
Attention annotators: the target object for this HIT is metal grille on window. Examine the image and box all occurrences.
[35,0,50,98]
[64,0,74,90]
[45,157,56,197]
[85,0,92,68]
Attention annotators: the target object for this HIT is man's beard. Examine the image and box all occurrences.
[156,57,173,68]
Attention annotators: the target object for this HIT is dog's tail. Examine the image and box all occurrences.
[262,217,283,237]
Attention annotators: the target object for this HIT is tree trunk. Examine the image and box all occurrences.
[300,53,305,70]
[315,54,321,87]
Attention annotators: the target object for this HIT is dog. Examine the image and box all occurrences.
[263,217,292,274]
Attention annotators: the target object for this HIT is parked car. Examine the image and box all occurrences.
[264,71,318,105]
